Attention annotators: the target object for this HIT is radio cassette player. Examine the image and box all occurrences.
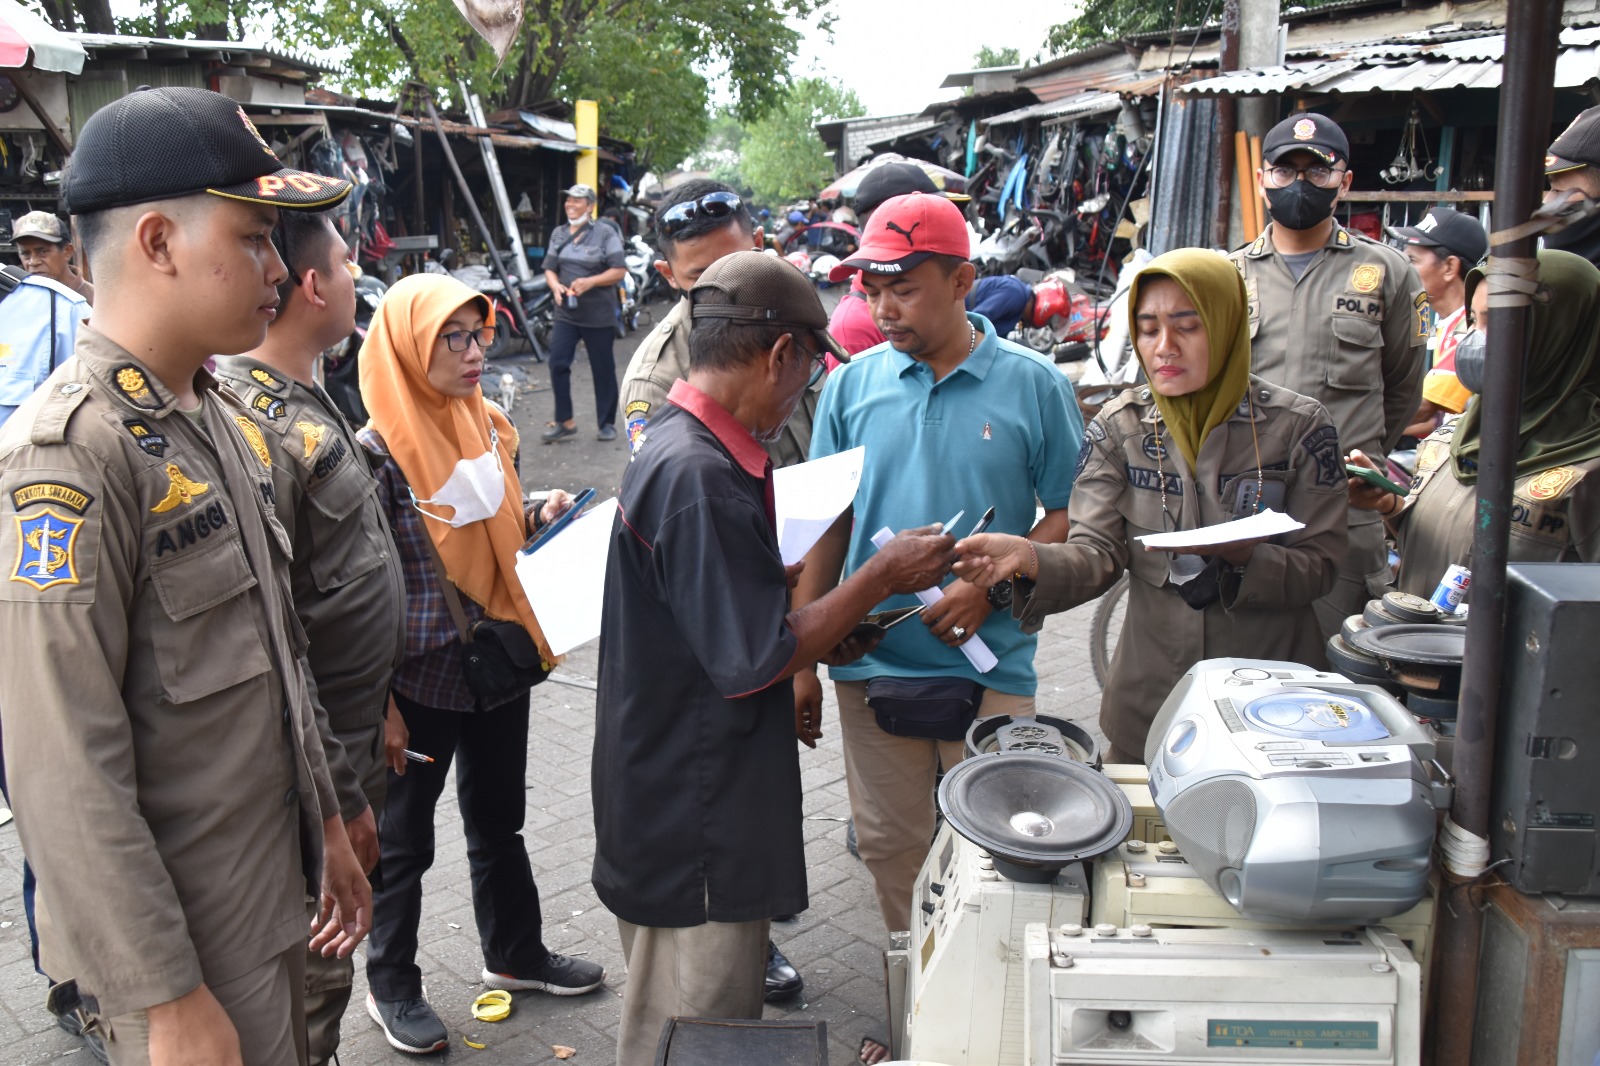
[1143,659,1441,922]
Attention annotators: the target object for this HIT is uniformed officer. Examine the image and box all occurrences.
[214,207,405,1066]
[1230,112,1428,637]
[1544,105,1600,268]
[618,180,816,468]
[0,87,368,1066]
[1349,250,1600,593]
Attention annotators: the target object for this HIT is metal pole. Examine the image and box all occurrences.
[1214,0,1241,249]
[1429,3,1561,1062]
[461,83,533,286]
[422,90,537,352]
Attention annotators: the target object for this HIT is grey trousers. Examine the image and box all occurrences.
[615,916,770,1066]
[101,943,306,1066]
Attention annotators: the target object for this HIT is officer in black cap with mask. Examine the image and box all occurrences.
[1229,111,1428,641]
[1545,106,1600,268]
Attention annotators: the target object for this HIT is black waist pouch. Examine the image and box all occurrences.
[460,619,550,708]
[866,676,985,741]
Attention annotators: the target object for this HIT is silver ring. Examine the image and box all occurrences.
[952,626,967,639]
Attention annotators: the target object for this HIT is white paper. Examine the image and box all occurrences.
[515,498,618,655]
[774,446,867,565]
[870,527,998,674]
[1135,508,1305,551]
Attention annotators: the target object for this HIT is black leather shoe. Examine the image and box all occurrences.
[765,939,803,1002]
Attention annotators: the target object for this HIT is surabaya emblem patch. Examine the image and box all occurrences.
[11,507,84,591]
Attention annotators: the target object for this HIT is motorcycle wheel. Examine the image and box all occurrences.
[486,317,521,360]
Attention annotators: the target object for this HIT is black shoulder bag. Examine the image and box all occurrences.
[421,535,550,708]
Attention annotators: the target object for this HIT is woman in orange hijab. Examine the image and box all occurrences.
[356,274,603,1051]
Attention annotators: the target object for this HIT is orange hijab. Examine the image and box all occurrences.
[359,274,554,662]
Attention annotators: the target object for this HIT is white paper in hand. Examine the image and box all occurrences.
[515,498,618,655]
[870,527,998,674]
[774,446,866,565]
[1135,508,1304,551]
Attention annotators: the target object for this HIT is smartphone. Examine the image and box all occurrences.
[1344,462,1408,497]
[967,506,997,539]
[848,604,926,643]
[522,487,596,553]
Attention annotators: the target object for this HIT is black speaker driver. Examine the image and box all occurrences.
[1350,623,1466,699]
[937,752,1131,881]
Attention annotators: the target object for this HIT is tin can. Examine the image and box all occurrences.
[1430,564,1471,613]
[566,293,579,310]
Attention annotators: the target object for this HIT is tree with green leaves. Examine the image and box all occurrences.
[1047,0,1339,56]
[972,45,1021,68]
[737,77,864,205]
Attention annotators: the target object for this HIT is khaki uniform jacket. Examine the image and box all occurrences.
[0,329,336,1019]
[1016,378,1348,755]
[619,296,815,468]
[214,355,406,821]
[1392,420,1600,597]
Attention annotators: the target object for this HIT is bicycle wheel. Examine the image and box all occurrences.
[1090,573,1130,689]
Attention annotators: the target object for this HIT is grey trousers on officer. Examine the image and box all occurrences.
[306,723,387,1066]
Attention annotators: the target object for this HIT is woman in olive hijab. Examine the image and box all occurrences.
[954,249,1349,761]
[1349,249,1600,595]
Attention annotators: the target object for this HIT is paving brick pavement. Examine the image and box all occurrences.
[0,301,1112,1064]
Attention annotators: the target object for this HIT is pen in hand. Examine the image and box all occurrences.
[402,750,435,764]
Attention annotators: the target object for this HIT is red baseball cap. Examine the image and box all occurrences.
[829,192,971,282]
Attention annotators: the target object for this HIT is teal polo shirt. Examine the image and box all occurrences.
[811,312,1083,695]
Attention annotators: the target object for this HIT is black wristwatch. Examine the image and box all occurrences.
[987,579,1014,612]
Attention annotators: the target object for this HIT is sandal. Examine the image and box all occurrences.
[858,1035,890,1064]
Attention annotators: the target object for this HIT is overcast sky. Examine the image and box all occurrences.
[790,1,1071,117]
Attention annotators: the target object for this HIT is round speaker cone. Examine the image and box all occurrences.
[1406,692,1459,721]
[965,714,1100,766]
[1350,623,1466,698]
[1363,598,1408,629]
[1340,613,1371,643]
[937,753,1131,877]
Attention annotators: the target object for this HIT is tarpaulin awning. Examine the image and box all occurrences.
[0,0,86,73]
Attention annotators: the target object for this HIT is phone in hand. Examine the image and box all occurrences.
[1344,462,1408,497]
[521,487,595,553]
[967,506,997,538]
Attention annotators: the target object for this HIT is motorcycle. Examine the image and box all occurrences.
[1012,270,1110,364]
[627,234,671,305]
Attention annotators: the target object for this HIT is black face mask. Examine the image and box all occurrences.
[1454,328,1486,395]
[1544,209,1600,263]
[1264,180,1340,231]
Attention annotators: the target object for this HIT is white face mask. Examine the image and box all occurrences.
[410,426,507,527]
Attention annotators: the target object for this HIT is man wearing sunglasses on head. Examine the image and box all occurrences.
[619,180,817,469]
[1229,112,1427,640]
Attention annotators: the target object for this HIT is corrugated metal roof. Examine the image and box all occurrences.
[1180,23,1600,96]
[983,91,1123,128]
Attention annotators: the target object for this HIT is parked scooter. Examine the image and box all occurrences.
[627,234,671,305]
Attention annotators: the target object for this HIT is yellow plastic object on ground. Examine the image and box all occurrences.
[470,989,513,1023]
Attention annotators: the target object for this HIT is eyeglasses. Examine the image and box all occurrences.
[659,191,744,239]
[439,327,497,352]
[1264,163,1347,189]
[797,339,829,388]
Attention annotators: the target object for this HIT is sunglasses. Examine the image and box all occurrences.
[659,191,744,239]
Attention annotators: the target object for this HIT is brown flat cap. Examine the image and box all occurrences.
[690,251,849,362]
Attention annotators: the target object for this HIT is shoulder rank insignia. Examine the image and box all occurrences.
[1526,466,1581,501]
[151,462,210,513]
[249,367,287,393]
[1336,228,1351,246]
[234,415,272,469]
[122,419,168,458]
[114,365,161,410]
[11,508,84,591]
[1350,264,1382,293]
[253,393,287,421]
[11,481,94,514]
[295,420,326,462]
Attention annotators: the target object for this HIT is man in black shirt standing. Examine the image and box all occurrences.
[593,251,955,1064]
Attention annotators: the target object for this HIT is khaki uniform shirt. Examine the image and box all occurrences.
[1393,421,1600,597]
[0,328,336,1018]
[619,296,815,468]
[1015,379,1348,755]
[214,356,406,821]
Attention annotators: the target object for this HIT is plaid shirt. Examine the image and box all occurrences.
[359,427,487,712]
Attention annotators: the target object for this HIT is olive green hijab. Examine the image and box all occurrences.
[1127,248,1253,473]
[1452,249,1600,482]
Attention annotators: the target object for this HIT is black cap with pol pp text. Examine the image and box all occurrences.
[62,86,352,215]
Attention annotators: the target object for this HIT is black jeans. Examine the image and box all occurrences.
[366,691,548,1000]
[548,320,618,428]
